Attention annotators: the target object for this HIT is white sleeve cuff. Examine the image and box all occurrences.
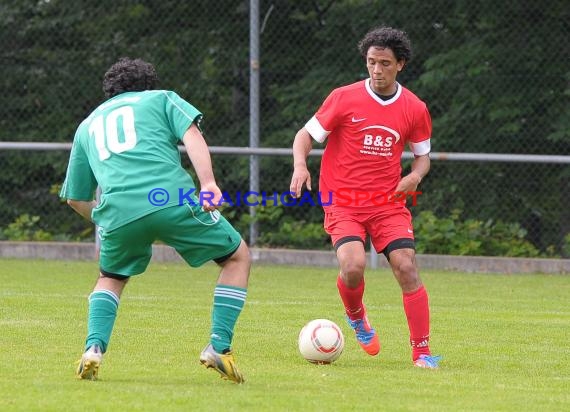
[409,139,431,156]
[305,116,329,143]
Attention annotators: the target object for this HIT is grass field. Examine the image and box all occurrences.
[1,258,569,411]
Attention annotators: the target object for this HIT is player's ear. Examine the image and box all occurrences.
[397,60,406,72]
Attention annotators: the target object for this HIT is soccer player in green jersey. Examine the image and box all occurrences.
[60,57,249,383]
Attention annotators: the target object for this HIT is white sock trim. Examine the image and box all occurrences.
[89,289,120,306]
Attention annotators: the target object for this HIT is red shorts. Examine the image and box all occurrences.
[324,206,414,254]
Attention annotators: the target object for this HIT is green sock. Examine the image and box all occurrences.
[210,284,247,353]
[85,290,119,353]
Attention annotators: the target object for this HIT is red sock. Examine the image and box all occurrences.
[403,285,431,360]
[337,274,365,321]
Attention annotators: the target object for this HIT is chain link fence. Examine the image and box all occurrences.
[1,1,569,257]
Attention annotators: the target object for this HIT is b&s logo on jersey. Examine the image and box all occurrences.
[359,125,400,157]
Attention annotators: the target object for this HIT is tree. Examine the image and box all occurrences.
[0,0,567,253]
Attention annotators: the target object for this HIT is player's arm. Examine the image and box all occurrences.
[290,127,313,198]
[398,104,432,192]
[67,199,97,222]
[396,153,430,193]
[60,136,98,222]
[409,154,430,186]
[182,122,222,211]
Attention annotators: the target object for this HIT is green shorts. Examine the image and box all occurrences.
[97,204,242,276]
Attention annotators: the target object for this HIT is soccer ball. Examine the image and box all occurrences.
[298,319,345,364]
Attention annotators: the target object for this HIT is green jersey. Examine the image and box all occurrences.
[60,90,202,231]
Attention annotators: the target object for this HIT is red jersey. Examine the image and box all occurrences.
[305,79,431,210]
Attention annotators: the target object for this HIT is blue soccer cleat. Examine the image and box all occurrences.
[413,354,442,369]
[346,315,380,356]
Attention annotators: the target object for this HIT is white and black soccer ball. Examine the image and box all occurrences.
[298,319,345,364]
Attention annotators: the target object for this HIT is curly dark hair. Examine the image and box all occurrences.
[102,57,159,98]
[358,27,412,64]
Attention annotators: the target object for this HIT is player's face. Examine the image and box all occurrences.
[366,47,404,95]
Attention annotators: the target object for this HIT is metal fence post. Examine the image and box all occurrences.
[369,238,378,269]
[249,0,260,246]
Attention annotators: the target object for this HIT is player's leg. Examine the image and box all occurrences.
[336,240,367,316]
[77,219,154,380]
[198,240,250,383]
[336,240,380,356]
[77,274,128,380]
[326,211,380,356]
[373,208,440,368]
[84,273,129,353]
[386,247,440,368]
[210,239,250,351]
[159,204,249,383]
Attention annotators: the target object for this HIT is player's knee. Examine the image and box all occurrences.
[393,259,421,289]
[220,240,251,269]
[234,241,251,266]
[393,259,416,277]
[341,260,366,280]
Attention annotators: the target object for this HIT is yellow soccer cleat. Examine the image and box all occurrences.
[76,345,102,380]
[199,344,244,384]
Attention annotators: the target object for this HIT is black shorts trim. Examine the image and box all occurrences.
[213,243,241,265]
[100,268,130,280]
[334,236,365,251]
[381,238,415,260]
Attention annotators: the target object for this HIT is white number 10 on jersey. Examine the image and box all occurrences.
[89,106,137,161]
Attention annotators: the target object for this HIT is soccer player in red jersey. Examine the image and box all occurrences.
[290,27,440,368]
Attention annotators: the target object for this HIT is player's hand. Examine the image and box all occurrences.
[289,166,312,198]
[199,182,223,211]
[394,172,421,194]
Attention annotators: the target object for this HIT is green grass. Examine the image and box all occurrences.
[1,259,569,412]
